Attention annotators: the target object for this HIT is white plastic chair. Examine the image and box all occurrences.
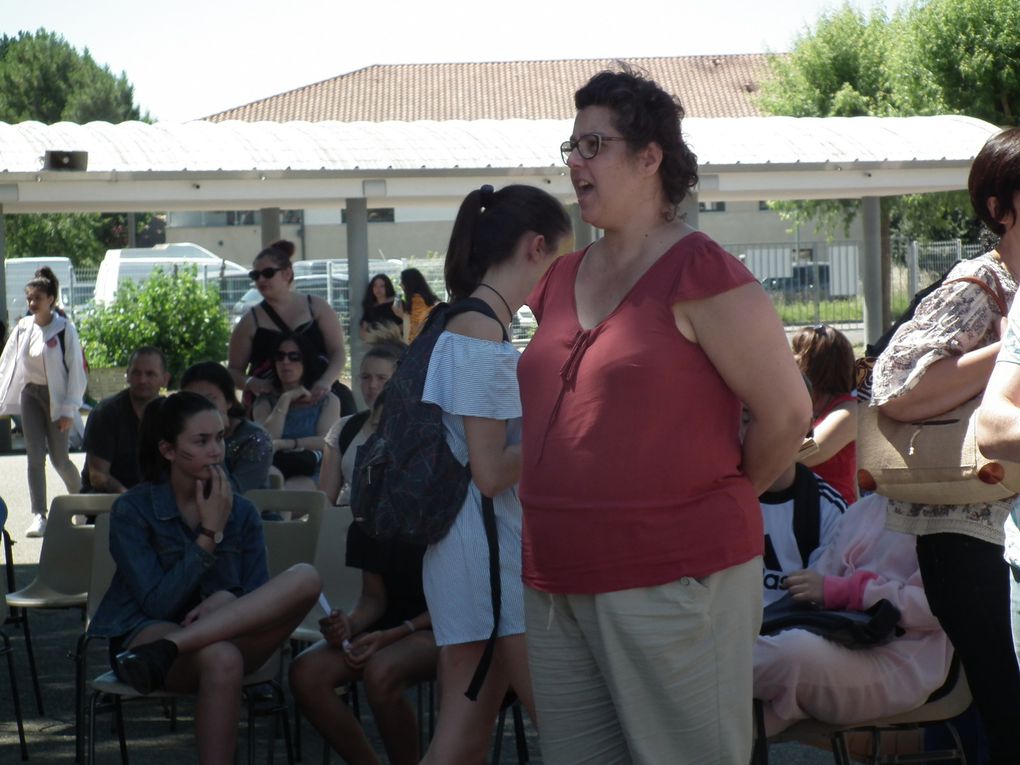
[759,655,972,765]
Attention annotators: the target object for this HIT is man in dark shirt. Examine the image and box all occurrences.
[80,346,169,493]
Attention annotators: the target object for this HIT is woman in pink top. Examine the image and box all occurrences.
[791,324,858,504]
[516,67,811,764]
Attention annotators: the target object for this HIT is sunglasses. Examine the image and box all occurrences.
[275,351,303,363]
[249,266,285,281]
[560,133,627,165]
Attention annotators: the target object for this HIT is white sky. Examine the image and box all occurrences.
[2,0,909,122]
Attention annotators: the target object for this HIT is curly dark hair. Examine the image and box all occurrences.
[575,65,699,215]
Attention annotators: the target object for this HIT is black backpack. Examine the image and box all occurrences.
[352,296,507,544]
[351,296,508,700]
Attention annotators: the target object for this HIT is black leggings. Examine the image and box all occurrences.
[916,533,1020,765]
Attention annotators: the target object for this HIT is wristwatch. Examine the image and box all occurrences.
[199,526,224,545]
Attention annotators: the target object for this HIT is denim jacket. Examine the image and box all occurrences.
[88,482,268,639]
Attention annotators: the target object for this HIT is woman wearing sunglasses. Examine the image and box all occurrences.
[252,334,340,492]
[228,239,346,406]
[516,66,810,764]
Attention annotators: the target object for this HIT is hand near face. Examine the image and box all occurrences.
[308,381,331,404]
[196,464,232,532]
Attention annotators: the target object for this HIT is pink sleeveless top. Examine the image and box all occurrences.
[517,232,762,594]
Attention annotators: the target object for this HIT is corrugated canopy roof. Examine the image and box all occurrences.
[0,115,1000,212]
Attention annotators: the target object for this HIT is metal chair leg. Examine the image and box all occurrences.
[512,702,528,763]
[2,633,28,760]
[17,609,44,716]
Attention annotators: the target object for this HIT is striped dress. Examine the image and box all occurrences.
[421,331,525,645]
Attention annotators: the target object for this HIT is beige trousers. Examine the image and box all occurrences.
[524,557,762,765]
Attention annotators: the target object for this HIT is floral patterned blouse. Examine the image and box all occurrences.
[871,252,1017,544]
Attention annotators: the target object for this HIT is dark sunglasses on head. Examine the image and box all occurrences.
[275,351,302,363]
[249,266,284,281]
[560,133,627,164]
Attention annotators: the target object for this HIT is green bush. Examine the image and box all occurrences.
[79,267,231,385]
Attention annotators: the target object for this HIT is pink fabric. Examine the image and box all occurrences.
[754,492,952,735]
[823,571,878,611]
[809,392,857,504]
[517,233,762,594]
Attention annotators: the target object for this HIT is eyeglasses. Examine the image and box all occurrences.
[275,351,302,363]
[249,266,284,281]
[812,324,829,336]
[560,133,627,164]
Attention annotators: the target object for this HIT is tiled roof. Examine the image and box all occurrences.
[205,55,777,123]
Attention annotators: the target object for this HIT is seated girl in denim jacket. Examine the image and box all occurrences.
[89,391,320,763]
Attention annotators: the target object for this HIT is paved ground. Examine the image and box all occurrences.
[0,449,834,764]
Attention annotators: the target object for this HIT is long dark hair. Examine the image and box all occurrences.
[138,391,218,483]
[445,184,571,300]
[575,65,699,215]
[399,268,440,308]
[270,332,321,389]
[180,361,246,420]
[361,273,396,316]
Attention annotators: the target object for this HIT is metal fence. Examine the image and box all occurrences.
[722,237,982,328]
[56,239,984,331]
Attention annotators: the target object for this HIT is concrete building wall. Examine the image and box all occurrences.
[168,202,866,265]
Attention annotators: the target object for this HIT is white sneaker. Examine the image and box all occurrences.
[25,515,46,538]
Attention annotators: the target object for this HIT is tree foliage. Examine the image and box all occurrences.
[0,29,154,266]
[759,0,1020,243]
[896,0,1020,125]
[79,268,230,385]
[0,29,142,123]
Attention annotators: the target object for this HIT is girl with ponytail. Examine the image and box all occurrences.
[418,184,569,764]
[0,266,86,537]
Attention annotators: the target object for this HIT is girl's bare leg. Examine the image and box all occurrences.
[164,564,320,668]
[363,632,439,765]
[495,633,536,725]
[420,640,510,765]
[290,641,380,765]
[128,625,244,765]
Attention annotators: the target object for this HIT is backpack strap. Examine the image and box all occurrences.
[791,463,821,569]
[444,298,510,343]
[465,494,501,701]
[338,410,370,456]
[56,328,69,374]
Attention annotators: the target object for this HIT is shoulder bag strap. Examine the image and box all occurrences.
[945,274,1008,317]
[338,410,370,456]
[258,300,293,335]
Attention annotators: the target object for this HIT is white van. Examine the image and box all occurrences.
[4,256,75,322]
[94,243,248,304]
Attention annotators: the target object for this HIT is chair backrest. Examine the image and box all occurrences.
[244,488,326,521]
[255,492,326,578]
[315,507,362,613]
[86,513,116,625]
[35,495,117,596]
